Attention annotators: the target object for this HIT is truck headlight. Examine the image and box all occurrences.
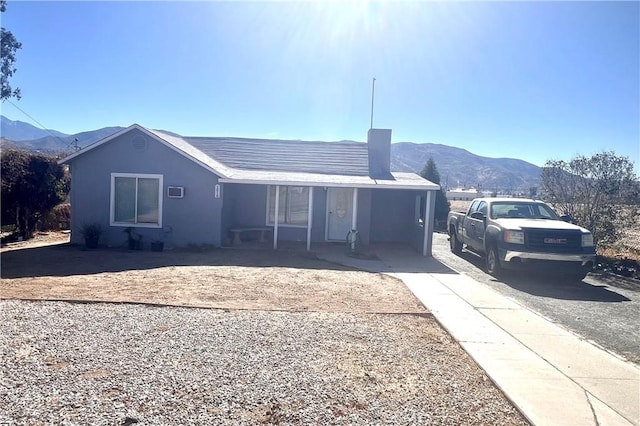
[504,230,525,244]
[582,233,594,247]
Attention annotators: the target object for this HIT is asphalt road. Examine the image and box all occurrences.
[431,232,640,365]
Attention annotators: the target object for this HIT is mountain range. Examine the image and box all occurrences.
[0,115,540,190]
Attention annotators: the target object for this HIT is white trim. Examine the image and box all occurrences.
[351,187,358,230]
[273,185,280,249]
[306,186,313,251]
[423,191,432,256]
[418,192,431,256]
[221,177,439,191]
[325,187,354,242]
[110,173,163,228]
[61,126,142,164]
[59,124,230,178]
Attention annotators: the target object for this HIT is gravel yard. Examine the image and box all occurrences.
[0,235,528,425]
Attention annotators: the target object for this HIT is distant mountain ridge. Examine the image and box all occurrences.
[1,115,68,140]
[0,116,541,190]
[391,142,540,191]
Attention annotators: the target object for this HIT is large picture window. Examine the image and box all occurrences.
[110,173,163,227]
[267,186,309,226]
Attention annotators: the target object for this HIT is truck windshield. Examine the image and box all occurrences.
[490,202,559,220]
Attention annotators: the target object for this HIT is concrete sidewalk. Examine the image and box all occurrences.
[318,246,640,426]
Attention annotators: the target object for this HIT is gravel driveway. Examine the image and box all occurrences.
[0,301,528,425]
[1,236,528,425]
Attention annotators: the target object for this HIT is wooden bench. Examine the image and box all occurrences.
[229,227,272,245]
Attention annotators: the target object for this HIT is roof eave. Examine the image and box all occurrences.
[58,124,146,165]
[57,124,231,179]
[219,177,439,191]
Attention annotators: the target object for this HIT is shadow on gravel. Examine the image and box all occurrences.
[494,274,631,303]
[0,242,366,279]
[453,249,631,303]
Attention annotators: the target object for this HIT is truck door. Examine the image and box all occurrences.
[466,200,487,251]
[462,200,479,244]
[474,201,488,250]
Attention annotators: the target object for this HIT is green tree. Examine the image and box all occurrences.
[419,157,450,226]
[541,151,639,246]
[1,149,70,238]
[1,0,22,101]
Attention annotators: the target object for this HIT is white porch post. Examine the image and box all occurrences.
[306,187,314,251]
[273,185,280,249]
[351,187,358,230]
[423,190,433,257]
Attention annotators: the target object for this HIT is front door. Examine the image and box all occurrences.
[327,188,353,241]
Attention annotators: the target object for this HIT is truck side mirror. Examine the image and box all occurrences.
[560,214,572,223]
[470,212,486,221]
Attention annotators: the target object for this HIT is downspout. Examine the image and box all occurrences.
[351,188,358,230]
[273,185,280,250]
[306,187,313,251]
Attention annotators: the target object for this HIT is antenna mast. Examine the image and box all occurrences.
[370,77,376,129]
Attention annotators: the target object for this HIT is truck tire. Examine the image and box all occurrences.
[486,244,502,277]
[449,229,463,254]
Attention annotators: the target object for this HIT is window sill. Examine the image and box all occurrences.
[110,222,162,229]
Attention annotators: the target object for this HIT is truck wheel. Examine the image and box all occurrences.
[486,245,502,277]
[449,230,463,254]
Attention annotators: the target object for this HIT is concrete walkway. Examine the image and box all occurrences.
[317,245,640,426]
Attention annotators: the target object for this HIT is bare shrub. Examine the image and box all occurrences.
[541,151,639,247]
[37,203,71,231]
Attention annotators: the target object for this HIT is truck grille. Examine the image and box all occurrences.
[525,229,582,253]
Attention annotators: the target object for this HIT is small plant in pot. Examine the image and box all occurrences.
[80,223,102,249]
[151,228,168,252]
[124,227,143,250]
[150,240,164,252]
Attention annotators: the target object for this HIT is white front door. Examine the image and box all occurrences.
[326,188,353,241]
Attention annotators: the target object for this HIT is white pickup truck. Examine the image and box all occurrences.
[447,198,596,280]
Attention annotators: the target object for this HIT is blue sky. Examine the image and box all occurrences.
[1,1,638,169]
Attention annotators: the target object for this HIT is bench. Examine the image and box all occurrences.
[229,227,272,245]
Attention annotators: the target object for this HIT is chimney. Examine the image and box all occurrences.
[367,128,392,179]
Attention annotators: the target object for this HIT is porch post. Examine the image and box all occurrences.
[306,186,313,251]
[273,185,280,249]
[423,190,433,257]
[351,187,358,230]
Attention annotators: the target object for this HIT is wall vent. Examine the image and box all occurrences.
[131,136,148,151]
[167,186,184,198]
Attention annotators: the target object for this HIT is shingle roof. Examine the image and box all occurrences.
[60,125,439,191]
[183,137,370,176]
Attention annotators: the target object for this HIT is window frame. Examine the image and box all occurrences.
[265,185,310,228]
[110,173,164,228]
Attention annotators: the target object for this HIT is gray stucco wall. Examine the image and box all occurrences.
[68,128,222,248]
[370,189,419,243]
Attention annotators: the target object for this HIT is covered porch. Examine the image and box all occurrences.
[219,180,438,256]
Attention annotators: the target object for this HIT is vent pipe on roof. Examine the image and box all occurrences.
[367,128,392,179]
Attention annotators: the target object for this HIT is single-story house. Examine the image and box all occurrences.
[60,125,440,255]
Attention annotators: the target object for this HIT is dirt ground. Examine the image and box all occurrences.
[0,232,424,313]
[1,232,530,425]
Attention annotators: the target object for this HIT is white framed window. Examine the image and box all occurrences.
[110,173,163,228]
[266,185,309,227]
